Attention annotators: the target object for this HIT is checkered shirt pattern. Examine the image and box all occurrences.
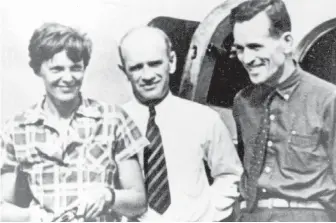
[0,96,148,221]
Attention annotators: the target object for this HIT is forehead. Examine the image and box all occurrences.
[233,11,273,44]
[45,50,83,66]
[121,31,168,65]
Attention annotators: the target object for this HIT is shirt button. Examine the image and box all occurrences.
[269,114,275,121]
[267,141,273,147]
[264,166,272,173]
[284,94,290,100]
[261,188,267,193]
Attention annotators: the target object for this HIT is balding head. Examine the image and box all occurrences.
[119,26,173,66]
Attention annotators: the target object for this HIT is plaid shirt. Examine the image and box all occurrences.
[0,96,148,221]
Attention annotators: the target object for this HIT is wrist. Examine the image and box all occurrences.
[103,187,116,213]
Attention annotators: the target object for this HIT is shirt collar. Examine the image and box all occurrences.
[275,65,301,101]
[131,91,174,114]
[21,94,103,126]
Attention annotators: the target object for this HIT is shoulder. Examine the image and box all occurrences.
[298,69,336,101]
[83,98,129,119]
[233,84,255,115]
[172,95,221,122]
[121,100,137,114]
[234,85,255,103]
[2,103,40,131]
[300,69,336,89]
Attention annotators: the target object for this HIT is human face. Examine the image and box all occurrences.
[233,12,287,85]
[121,32,176,104]
[38,50,85,104]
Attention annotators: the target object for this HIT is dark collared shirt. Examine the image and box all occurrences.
[233,67,336,211]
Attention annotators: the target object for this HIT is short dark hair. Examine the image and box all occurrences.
[230,0,291,38]
[28,22,92,74]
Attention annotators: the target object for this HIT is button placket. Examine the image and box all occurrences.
[245,90,276,211]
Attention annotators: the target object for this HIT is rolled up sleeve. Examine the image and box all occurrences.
[204,113,243,221]
[0,129,18,175]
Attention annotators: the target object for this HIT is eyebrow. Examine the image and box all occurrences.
[71,64,84,69]
[129,63,144,71]
[147,60,163,66]
[50,65,64,70]
[246,43,263,48]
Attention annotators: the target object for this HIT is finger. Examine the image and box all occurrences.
[76,201,87,219]
[86,199,105,220]
[85,200,102,219]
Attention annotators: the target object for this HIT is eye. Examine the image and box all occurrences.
[50,66,64,73]
[70,65,84,72]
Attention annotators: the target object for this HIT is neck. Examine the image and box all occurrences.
[44,94,80,120]
[136,91,169,107]
[264,58,296,88]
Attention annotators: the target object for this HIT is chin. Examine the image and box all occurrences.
[249,74,268,85]
[55,94,78,103]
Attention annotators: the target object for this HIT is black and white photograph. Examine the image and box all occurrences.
[1,0,336,221]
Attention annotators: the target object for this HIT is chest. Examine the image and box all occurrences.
[12,121,117,185]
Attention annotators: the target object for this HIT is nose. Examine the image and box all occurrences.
[241,48,255,66]
[141,65,156,81]
[61,70,75,83]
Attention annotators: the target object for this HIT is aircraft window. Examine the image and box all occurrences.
[300,28,336,84]
[207,33,251,108]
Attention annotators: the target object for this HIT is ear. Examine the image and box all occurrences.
[168,51,177,74]
[281,31,293,54]
[118,64,132,81]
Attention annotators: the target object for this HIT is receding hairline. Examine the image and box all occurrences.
[118,26,172,64]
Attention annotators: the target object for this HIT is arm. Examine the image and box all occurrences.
[323,91,336,211]
[0,131,44,221]
[204,112,243,221]
[112,155,147,218]
[0,172,31,222]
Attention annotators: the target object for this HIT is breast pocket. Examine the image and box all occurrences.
[285,132,326,173]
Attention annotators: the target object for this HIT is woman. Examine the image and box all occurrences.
[0,22,148,222]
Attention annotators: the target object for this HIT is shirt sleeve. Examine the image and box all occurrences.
[204,112,243,221]
[114,106,149,162]
[0,127,18,175]
[323,91,336,186]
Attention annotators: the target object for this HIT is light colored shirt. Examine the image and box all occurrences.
[1,96,149,221]
[123,93,243,221]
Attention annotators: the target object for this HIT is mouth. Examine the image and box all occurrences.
[57,85,77,92]
[140,82,160,91]
[246,64,265,75]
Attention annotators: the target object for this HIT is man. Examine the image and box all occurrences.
[119,26,243,221]
[231,0,336,221]
[0,22,148,222]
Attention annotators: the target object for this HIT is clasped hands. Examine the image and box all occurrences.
[30,186,114,222]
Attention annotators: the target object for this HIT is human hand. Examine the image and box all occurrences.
[75,186,113,221]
